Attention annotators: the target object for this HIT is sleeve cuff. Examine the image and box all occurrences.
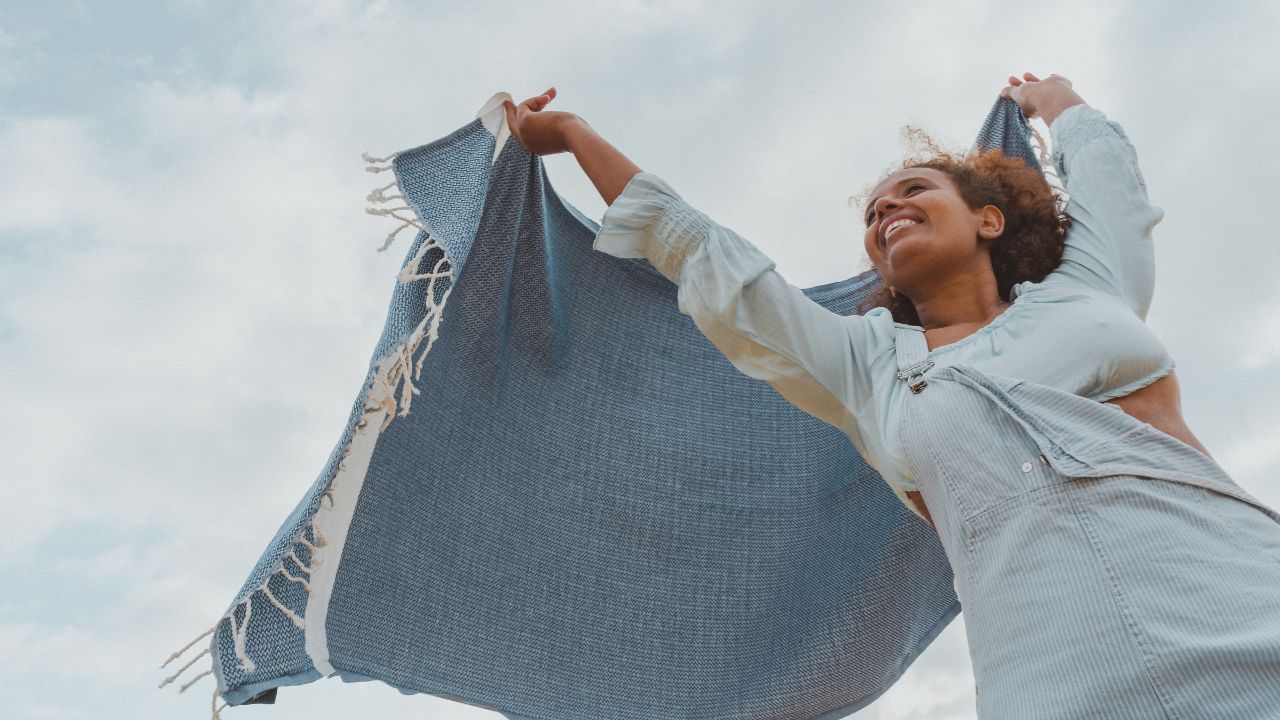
[593,171,715,283]
[1048,103,1102,151]
[1049,104,1137,177]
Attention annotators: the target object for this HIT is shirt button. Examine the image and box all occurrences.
[1021,461,1033,473]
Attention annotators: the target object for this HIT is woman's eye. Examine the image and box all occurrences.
[906,183,926,194]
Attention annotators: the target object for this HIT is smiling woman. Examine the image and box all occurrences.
[180,76,1279,720]
[855,147,1070,329]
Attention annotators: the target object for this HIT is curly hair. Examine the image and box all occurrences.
[852,127,1072,325]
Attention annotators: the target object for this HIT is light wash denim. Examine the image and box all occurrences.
[891,327,1280,718]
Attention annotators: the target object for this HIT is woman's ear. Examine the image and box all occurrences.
[977,204,1005,241]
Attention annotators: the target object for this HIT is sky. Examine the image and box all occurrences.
[2,1,1279,718]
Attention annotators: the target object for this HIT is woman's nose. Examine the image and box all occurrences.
[874,196,900,218]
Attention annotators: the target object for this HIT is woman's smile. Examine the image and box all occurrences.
[884,218,923,247]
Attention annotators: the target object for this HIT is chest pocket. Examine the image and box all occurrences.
[903,364,1277,526]
[900,368,1067,522]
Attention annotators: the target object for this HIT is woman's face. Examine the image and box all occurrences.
[862,167,1003,294]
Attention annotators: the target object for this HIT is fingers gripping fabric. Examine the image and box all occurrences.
[971,95,1045,173]
[161,94,1041,719]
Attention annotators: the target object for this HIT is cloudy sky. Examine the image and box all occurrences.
[3,1,1278,719]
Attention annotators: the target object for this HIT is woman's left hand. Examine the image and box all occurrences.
[1001,72,1074,119]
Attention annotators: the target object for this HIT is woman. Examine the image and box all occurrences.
[502,74,1280,718]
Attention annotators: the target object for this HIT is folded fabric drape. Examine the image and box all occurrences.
[164,93,1046,720]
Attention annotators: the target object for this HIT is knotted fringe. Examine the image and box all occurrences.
[1028,124,1062,188]
[359,149,456,431]
[159,147,456,717]
[157,529,322,698]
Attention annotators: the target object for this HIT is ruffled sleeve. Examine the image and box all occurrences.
[593,171,720,283]
[593,171,890,440]
[1046,104,1166,320]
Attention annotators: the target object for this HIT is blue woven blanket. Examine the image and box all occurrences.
[165,93,1043,719]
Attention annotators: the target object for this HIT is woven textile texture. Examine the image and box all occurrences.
[167,94,1043,719]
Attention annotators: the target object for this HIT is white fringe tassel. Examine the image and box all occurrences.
[262,584,306,629]
[180,668,214,694]
[1029,124,1062,185]
[160,146,455,718]
[160,625,216,670]
[212,687,228,719]
[159,544,320,714]
[158,647,210,689]
[360,147,455,429]
[227,596,255,673]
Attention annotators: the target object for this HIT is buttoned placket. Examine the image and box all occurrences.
[895,327,1053,478]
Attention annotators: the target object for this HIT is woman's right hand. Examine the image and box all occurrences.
[502,87,582,156]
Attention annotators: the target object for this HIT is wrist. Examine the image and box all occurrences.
[1033,84,1086,127]
[562,114,594,154]
[1038,96,1085,128]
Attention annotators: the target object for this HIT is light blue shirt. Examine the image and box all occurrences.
[593,103,1170,514]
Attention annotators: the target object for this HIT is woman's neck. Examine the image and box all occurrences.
[909,275,1010,350]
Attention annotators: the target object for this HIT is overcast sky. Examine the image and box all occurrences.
[3,2,1279,719]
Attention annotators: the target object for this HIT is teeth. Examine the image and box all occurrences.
[885,218,920,240]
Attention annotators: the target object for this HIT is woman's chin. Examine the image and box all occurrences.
[883,240,926,270]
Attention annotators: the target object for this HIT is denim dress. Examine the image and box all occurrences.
[890,325,1280,719]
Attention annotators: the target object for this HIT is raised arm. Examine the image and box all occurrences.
[1047,103,1166,319]
[1003,73,1166,319]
